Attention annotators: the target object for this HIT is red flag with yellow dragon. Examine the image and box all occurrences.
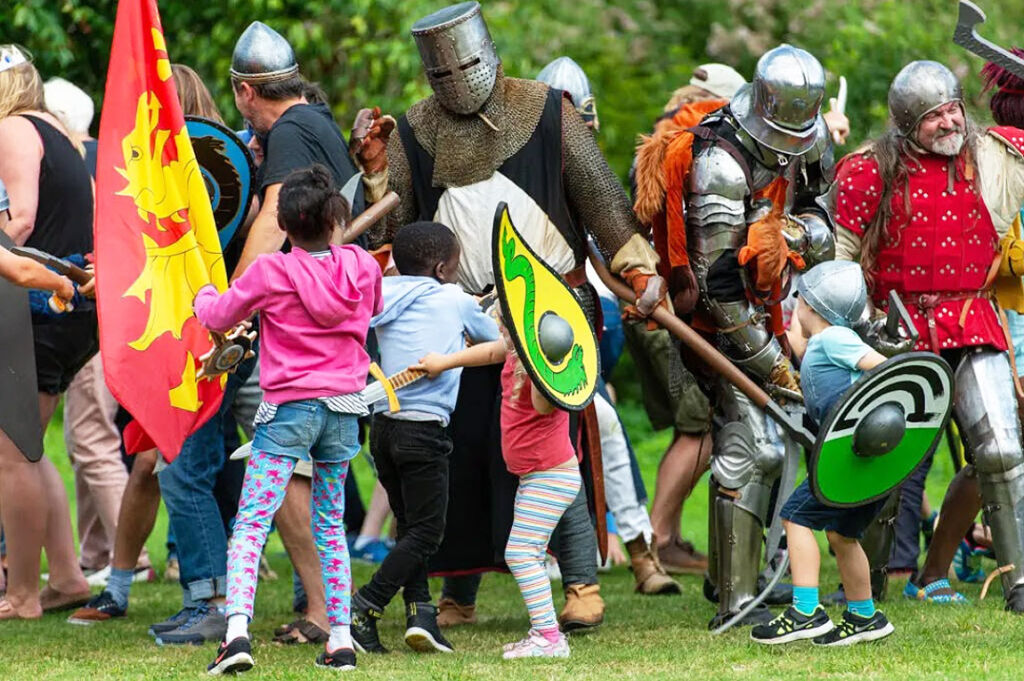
[95,0,227,461]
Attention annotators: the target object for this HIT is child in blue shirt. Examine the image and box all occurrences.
[350,221,498,655]
[752,261,894,647]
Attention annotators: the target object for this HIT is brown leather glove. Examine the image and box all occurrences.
[349,107,396,175]
[669,264,699,315]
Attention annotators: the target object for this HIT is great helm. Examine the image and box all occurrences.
[730,44,825,156]
[230,22,299,84]
[797,261,867,328]
[887,61,963,137]
[536,56,598,130]
[411,2,500,115]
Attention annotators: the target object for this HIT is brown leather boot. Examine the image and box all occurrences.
[436,597,477,628]
[558,583,604,632]
[626,535,682,595]
[658,537,709,575]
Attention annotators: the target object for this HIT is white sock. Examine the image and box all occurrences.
[328,624,352,652]
[352,535,375,551]
[226,614,250,641]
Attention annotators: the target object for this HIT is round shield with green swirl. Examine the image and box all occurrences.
[810,352,953,508]
[492,202,599,410]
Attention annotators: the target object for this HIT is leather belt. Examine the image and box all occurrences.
[915,291,985,354]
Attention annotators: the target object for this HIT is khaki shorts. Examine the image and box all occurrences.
[622,317,711,434]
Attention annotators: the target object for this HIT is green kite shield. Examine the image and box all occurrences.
[809,352,954,508]
[492,202,599,410]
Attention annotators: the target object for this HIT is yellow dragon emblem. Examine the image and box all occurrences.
[116,74,227,411]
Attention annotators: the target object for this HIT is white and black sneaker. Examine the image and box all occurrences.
[404,602,454,653]
[315,647,357,671]
[207,637,254,675]
[812,609,894,646]
[750,605,834,645]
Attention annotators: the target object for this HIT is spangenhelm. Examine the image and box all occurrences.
[730,44,825,156]
[797,260,867,328]
[536,56,598,130]
[230,22,299,84]
[887,61,963,137]
[411,2,500,115]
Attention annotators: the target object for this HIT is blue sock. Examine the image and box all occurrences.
[106,568,134,609]
[792,586,819,615]
[848,598,876,618]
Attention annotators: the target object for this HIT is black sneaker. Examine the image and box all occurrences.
[751,605,834,645]
[813,609,894,646]
[315,648,357,671]
[351,594,388,654]
[207,637,254,675]
[403,602,454,653]
[149,607,195,636]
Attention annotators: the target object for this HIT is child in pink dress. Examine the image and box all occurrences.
[193,164,382,674]
[416,319,580,659]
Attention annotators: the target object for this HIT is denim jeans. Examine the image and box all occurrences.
[358,415,452,608]
[158,354,254,602]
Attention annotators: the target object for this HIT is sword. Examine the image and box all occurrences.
[831,76,848,145]
[10,246,93,285]
[11,246,93,313]
[229,364,429,461]
[361,364,428,411]
[953,1,1024,81]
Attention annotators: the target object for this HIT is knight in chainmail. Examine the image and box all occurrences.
[357,2,666,635]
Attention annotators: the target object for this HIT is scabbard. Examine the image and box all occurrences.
[581,402,608,562]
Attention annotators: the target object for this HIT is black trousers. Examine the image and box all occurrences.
[359,414,452,608]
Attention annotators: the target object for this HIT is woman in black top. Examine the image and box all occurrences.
[0,45,94,619]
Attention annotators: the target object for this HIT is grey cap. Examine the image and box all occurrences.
[797,260,867,328]
[887,60,962,137]
[0,177,9,213]
[230,21,299,84]
[731,44,825,156]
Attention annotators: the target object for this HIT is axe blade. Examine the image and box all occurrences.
[953,0,1024,82]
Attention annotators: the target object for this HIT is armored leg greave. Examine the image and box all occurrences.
[707,383,785,623]
[858,490,900,601]
[955,350,1024,608]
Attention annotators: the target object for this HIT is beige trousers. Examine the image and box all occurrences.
[63,354,149,569]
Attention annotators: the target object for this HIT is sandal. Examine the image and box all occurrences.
[0,599,41,621]
[903,578,968,604]
[272,618,329,644]
[39,585,93,613]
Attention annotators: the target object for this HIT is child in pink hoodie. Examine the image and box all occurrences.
[194,164,381,674]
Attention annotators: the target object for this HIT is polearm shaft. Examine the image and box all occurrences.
[586,246,814,448]
[333,190,401,246]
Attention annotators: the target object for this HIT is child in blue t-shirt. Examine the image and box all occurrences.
[752,261,894,647]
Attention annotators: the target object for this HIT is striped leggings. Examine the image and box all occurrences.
[505,460,582,633]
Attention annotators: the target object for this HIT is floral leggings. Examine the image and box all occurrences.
[225,450,351,626]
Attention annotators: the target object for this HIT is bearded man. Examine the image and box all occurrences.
[835,61,1024,611]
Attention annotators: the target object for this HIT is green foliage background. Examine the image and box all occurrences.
[1,0,1020,179]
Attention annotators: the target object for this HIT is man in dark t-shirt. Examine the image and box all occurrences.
[230,23,362,280]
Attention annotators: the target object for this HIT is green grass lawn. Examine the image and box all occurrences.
[5,357,1023,680]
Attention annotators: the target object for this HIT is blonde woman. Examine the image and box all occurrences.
[0,44,95,619]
